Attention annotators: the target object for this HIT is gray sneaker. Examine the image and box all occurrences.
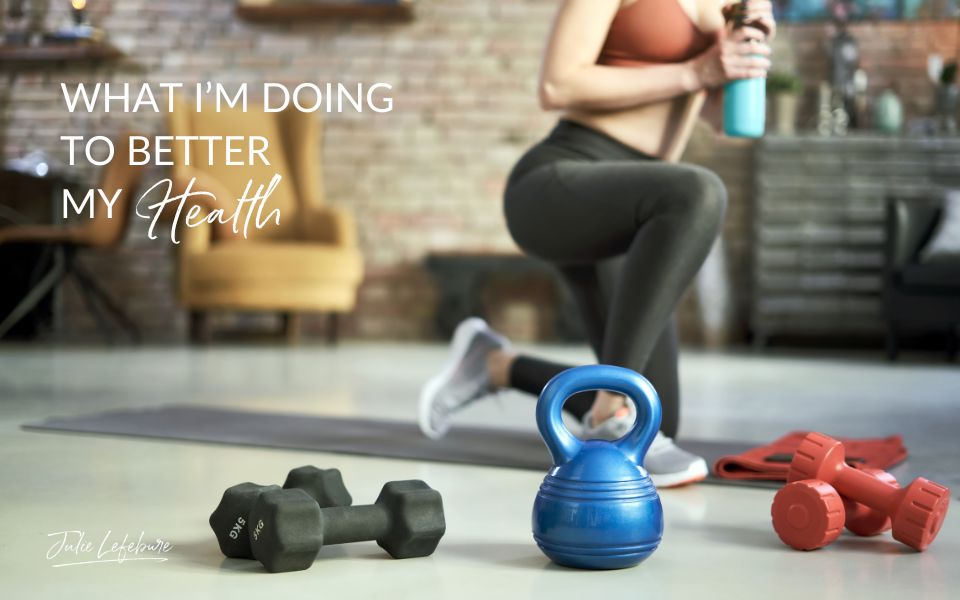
[581,402,708,488]
[418,318,511,439]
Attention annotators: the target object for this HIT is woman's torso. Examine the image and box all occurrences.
[563,0,726,161]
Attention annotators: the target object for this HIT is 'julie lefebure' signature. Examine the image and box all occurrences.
[46,530,173,567]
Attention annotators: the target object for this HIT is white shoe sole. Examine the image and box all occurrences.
[418,318,491,440]
[648,456,709,489]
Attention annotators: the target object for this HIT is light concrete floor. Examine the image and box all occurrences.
[0,343,958,599]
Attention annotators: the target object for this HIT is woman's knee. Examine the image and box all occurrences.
[670,166,727,228]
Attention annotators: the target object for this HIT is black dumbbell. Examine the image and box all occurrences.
[210,466,352,559]
[249,479,445,573]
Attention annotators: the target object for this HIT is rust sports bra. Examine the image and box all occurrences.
[598,0,715,67]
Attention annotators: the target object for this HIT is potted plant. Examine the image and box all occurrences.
[767,71,802,135]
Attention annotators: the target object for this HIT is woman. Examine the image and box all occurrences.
[419,0,774,487]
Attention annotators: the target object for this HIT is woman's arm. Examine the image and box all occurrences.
[539,0,772,112]
[700,88,725,131]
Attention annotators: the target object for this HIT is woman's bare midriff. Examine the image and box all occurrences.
[563,89,707,162]
[561,0,727,162]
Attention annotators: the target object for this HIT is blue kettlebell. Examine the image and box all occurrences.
[532,364,663,570]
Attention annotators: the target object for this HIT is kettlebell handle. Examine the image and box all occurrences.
[536,365,662,466]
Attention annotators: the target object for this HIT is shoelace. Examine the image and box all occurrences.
[580,404,680,455]
[606,407,676,452]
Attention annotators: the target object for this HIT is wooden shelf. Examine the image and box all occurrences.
[236,1,414,22]
[0,41,123,66]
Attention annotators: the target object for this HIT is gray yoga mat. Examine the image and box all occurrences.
[24,404,772,487]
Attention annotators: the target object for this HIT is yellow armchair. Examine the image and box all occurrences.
[166,94,364,342]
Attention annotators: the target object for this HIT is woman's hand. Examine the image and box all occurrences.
[721,0,777,39]
[743,0,776,41]
[689,26,772,89]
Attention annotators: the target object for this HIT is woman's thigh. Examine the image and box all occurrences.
[504,160,724,264]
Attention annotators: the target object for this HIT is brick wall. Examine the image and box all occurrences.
[1,1,956,342]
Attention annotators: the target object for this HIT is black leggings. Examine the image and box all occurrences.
[502,120,727,438]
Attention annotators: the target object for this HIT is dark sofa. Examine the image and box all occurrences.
[884,196,960,360]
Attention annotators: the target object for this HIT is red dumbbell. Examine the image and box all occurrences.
[772,479,846,550]
[772,469,899,550]
[788,432,950,551]
[843,468,898,536]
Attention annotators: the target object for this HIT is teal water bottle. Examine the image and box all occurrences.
[723,0,766,138]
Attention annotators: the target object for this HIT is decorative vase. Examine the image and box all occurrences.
[874,89,903,135]
[773,92,798,135]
